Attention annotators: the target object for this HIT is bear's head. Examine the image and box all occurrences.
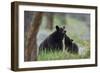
[64,34,73,46]
[69,39,73,45]
[55,25,66,40]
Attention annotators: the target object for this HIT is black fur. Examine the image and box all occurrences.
[39,26,66,51]
[64,34,78,54]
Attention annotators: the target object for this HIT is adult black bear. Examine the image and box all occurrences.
[39,26,66,51]
[64,34,78,54]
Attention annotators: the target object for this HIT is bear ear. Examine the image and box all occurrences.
[63,26,65,29]
[56,25,59,30]
[64,30,66,33]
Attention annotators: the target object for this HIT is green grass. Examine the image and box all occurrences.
[37,49,90,61]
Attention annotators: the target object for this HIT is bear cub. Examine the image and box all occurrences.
[64,34,79,54]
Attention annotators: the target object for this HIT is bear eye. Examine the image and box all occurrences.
[59,29,63,32]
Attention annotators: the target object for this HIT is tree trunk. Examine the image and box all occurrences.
[45,13,53,30]
[25,12,43,61]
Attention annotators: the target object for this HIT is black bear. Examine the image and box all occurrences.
[39,25,66,51]
[64,34,78,54]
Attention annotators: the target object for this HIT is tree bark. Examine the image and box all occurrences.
[45,13,53,30]
[25,12,43,61]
